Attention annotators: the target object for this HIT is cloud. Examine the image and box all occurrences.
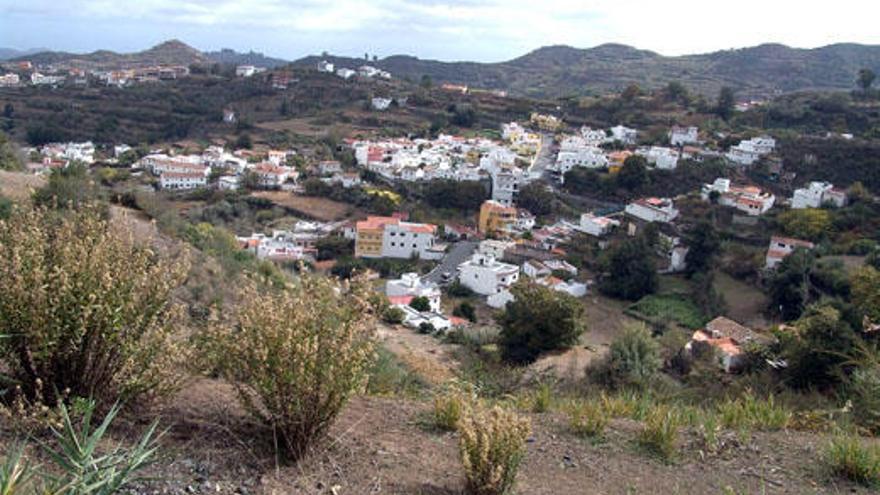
[1,0,879,60]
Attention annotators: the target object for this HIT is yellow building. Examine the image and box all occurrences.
[478,200,517,236]
[354,216,388,257]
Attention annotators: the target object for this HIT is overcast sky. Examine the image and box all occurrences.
[2,0,879,62]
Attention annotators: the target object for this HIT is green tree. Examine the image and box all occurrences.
[857,68,876,92]
[498,283,587,364]
[778,208,832,241]
[599,238,658,300]
[410,296,431,312]
[781,304,858,389]
[684,221,721,275]
[599,323,661,389]
[769,248,814,320]
[453,301,477,323]
[616,155,649,191]
[663,81,690,105]
[0,130,22,171]
[716,86,736,121]
[33,162,103,210]
[235,132,253,150]
[382,306,406,324]
[621,83,641,101]
[420,74,433,89]
[850,266,880,324]
[516,182,554,216]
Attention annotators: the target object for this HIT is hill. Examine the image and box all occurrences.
[294,42,880,98]
[0,47,49,61]
[204,48,289,68]
[16,40,208,69]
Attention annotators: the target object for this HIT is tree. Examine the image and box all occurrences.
[599,238,658,300]
[857,68,876,92]
[33,162,103,210]
[208,274,377,460]
[315,236,354,261]
[410,296,431,312]
[382,306,405,324]
[450,104,477,127]
[850,266,880,324]
[684,221,721,275]
[420,74,433,89]
[453,301,477,323]
[424,180,488,211]
[598,323,661,389]
[516,182,554,216]
[498,283,587,364]
[235,133,253,150]
[663,81,690,105]
[778,208,831,241]
[616,155,649,191]
[621,83,641,101]
[0,130,22,171]
[0,206,189,407]
[769,248,814,320]
[2,103,12,119]
[781,304,858,389]
[716,86,736,121]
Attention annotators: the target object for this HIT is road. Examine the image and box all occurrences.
[423,240,478,284]
[530,133,557,178]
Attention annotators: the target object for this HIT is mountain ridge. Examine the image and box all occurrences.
[9,40,880,98]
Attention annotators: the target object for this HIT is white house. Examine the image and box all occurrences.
[522,260,551,278]
[609,125,638,145]
[555,147,608,174]
[235,65,258,77]
[371,97,393,111]
[336,68,356,79]
[637,146,680,170]
[580,126,608,146]
[765,236,815,269]
[252,163,296,188]
[355,216,442,260]
[792,182,847,209]
[0,73,20,87]
[397,306,453,333]
[385,273,442,313]
[479,239,515,260]
[726,136,776,165]
[318,160,343,175]
[625,198,679,223]
[317,60,335,73]
[218,175,241,190]
[701,178,776,216]
[487,289,516,309]
[458,253,520,296]
[577,213,620,237]
[669,126,699,146]
[491,167,534,207]
[160,171,207,190]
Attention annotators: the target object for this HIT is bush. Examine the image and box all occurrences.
[598,238,658,301]
[453,302,477,323]
[598,323,661,389]
[0,206,189,409]
[382,306,406,325]
[458,404,531,495]
[410,296,431,312]
[208,274,377,460]
[567,400,608,439]
[824,434,880,486]
[366,347,426,397]
[638,405,680,462]
[498,283,587,364]
[432,386,471,432]
[849,367,880,435]
[529,382,553,413]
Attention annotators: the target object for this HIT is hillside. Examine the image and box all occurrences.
[295,42,880,98]
[204,48,289,68]
[17,40,208,69]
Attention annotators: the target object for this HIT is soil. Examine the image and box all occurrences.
[251,191,359,222]
[4,377,862,495]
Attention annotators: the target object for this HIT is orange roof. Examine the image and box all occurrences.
[402,222,438,234]
[357,216,398,231]
[770,236,814,249]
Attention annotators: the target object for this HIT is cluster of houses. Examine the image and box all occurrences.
[725,135,776,166]
[1,63,191,88]
[136,146,298,191]
[349,126,541,207]
[353,214,446,260]
[701,178,776,216]
[317,60,391,80]
[237,220,348,262]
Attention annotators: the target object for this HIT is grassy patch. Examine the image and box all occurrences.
[637,405,680,463]
[367,347,429,398]
[825,434,880,487]
[626,294,707,329]
[567,400,609,440]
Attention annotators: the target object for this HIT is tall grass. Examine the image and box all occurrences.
[567,400,609,439]
[716,392,791,432]
[637,405,680,462]
[824,434,880,486]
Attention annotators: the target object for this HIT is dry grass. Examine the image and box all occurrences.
[0,171,45,201]
[251,191,356,221]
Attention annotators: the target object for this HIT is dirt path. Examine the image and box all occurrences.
[377,324,461,386]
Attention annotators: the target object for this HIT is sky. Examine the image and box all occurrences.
[2,0,879,62]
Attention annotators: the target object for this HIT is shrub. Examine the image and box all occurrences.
[382,306,406,325]
[568,400,608,439]
[529,382,553,413]
[432,387,471,432]
[458,404,531,495]
[598,323,661,389]
[0,206,189,409]
[0,445,33,495]
[418,322,436,334]
[824,434,880,486]
[209,274,378,460]
[366,347,426,397]
[409,296,432,312]
[849,367,880,435]
[454,302,477,323]
[638,405,680,462]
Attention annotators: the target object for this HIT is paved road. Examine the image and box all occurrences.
[531,133,557,178]
[423,240,478,284]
